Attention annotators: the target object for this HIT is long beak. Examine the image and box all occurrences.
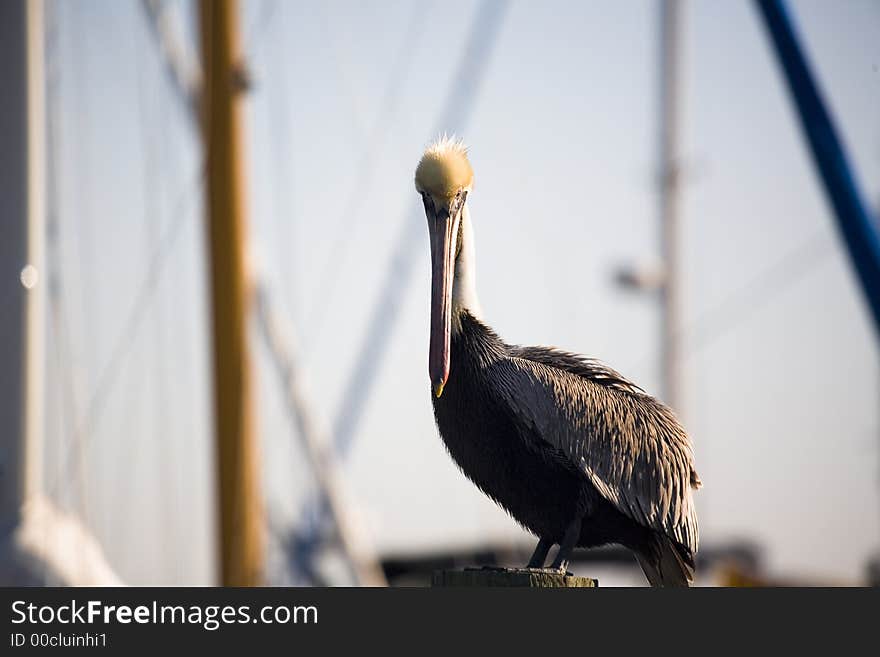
[428,204,460,398]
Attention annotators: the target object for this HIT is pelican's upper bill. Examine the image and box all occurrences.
[414,135,474,200]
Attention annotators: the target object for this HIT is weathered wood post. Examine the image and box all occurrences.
[432,567,597,588]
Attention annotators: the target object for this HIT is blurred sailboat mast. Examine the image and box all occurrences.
[199,0,264,586]
[614,0,683,412]
[0,0,119,585]
[658,0,683,413]
[0,0,46,537]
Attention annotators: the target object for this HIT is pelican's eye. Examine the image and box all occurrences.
[453,190,467,215]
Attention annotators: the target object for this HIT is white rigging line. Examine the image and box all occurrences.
[262,1,298,326]
[683,234,834,355]
[53,0,206,503]
[626,229,836,376]
[245,0,418,584]
[50,1,93,549]
[289,0,510,563]
[139,0,380,584]
[43,0,91,580]
[139,0,201,125]
[140,0,277,128]
[133,5,181,580]
[304,0,433,351]
[255,283,387,586]
[331,0,510,455]
[48,164,205,498]
[44,0,81,506]
[48,0,205,580]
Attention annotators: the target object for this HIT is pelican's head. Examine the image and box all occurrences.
[415,136,473,399]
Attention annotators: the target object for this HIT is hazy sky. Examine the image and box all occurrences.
[48,0,879,584]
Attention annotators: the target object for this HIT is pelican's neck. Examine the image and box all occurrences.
[453,205,482,326]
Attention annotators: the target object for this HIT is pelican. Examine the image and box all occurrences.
[416,136,701,587]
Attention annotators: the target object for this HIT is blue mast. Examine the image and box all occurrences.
[755,0,880,337]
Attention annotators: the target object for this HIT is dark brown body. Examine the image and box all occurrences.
[432,311,695,583]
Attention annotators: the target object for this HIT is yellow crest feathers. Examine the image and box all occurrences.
[414,135,473,199]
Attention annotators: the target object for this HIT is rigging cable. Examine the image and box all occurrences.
[292,0,510,566]
[304,0,433,352]
[43,0,91,583]
[626,230,835,378]
[139,0,201,126]
[48,163,205,499]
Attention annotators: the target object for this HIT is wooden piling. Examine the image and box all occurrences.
[432,567,597,588]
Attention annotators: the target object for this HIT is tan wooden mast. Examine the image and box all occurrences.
[199,0,264,586]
